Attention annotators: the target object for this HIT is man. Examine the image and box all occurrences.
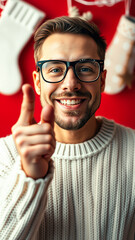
[0,16,135,240]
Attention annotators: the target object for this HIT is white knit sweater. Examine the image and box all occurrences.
[0,117,135,240]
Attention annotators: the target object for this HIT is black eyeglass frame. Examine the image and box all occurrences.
[36,59,104,83]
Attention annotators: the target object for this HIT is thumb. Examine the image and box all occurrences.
[41,104,54,128]
[18,84,36,126]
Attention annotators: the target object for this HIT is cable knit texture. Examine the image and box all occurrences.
[0,117,135,240]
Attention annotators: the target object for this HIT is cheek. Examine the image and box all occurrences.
[86,82,100,96]
[86,83,101,103]
[40,82,57,106]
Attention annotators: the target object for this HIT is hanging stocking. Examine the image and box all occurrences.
[104,0,135,94]
[67,0,93,21]
[67,0,124,20]
[0,0,45,95]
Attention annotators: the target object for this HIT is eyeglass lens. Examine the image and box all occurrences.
[41,60,100,82]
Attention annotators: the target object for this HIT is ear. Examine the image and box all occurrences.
[33,71,41,95]
[100,69,107,93]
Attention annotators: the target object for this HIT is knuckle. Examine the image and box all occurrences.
[21,102,33,112]
[16,137,25,147]
[42,123,52,133]
[21,147,30,159]
[45,144,52,152]
[12,126,22,139]
[11,124,19,135]
[46,134,53,143]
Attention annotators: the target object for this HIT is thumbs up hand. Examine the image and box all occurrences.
[12,84,56,179]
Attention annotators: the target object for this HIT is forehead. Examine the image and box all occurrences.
[40,33,99,61]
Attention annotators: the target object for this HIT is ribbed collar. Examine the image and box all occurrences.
[52,117,116,160]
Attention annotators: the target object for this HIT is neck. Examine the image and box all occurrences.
[54,116,102,144]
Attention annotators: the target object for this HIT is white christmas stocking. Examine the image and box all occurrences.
[0,0,45,95]
[104,15,135,94]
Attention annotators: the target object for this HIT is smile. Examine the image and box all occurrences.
[58,99,84,106]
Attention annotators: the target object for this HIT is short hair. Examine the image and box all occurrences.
[34,16,107,63]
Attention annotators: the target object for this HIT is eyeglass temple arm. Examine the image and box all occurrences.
[100,61,104,72]
[36,62,41,72]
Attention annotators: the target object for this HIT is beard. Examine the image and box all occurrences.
[55,109,92,130]
[40,89,101,131]
[52,91,101,130]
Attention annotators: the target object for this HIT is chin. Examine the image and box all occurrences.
[55,114,91,130]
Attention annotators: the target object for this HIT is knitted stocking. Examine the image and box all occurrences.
[0,0,45,95]
[104,15,135,94]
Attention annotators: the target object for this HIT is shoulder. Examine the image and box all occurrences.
[114,121,135,141]
[102,117,135,135]
[101,117,135,147]
[107,120,135,157]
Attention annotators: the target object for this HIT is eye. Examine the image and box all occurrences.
[50,68,62,73]
[77,66,95,75]
[48,67,65,77]
[79,67,93,72]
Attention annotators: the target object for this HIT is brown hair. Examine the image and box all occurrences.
[34,16,107,63]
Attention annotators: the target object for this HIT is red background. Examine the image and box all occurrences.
[0,0,135,137]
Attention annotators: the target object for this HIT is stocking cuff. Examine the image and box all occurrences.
[118,15,135,40]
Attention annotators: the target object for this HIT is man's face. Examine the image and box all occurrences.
[33,33,106,130]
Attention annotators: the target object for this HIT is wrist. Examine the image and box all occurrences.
[21,159,49,180]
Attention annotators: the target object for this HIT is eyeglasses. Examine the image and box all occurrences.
[36,59,104,83]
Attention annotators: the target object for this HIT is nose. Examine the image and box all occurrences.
[61,67,81,91]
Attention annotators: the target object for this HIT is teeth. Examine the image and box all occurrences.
[60,99,82,105]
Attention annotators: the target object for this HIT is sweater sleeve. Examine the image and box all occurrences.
[0,135,54,240]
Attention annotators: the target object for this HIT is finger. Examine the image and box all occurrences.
[22,144,55,160]
[18,84,36,126]
[41,104,54,128]
[16,134,56,149]
[13,123,55,136]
